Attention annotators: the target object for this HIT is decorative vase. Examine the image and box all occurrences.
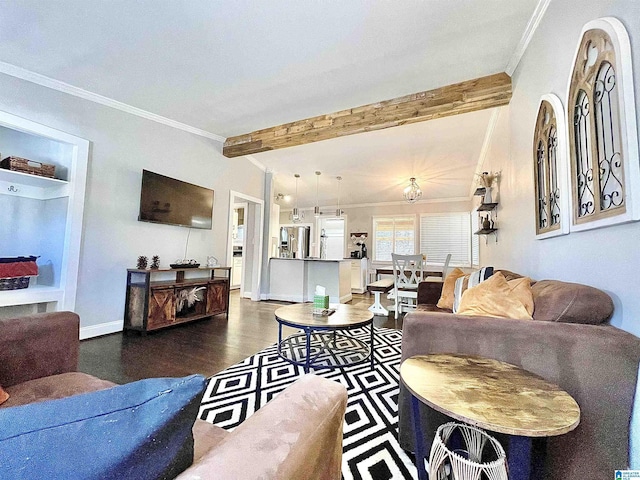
[483,187,493,204]
[482,217,491,230]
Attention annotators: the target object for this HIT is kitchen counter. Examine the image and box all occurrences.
[268,257,352,303]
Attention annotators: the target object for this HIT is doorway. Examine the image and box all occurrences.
[227,191,264,301]
[231,203,247,289]
[317,216,346,260]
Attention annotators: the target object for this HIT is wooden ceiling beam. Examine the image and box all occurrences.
[223,72,511,158]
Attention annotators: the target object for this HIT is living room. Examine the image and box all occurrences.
[1,0,640,479]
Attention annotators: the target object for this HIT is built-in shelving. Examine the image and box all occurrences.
[0,285,64,307]
[0,110,89,314]
[0,168,69,200]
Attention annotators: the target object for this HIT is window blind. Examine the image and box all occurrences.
[419,213,474,267]
[373,216,415,261]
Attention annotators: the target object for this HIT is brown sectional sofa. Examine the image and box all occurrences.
[400,271,640,480]
[0,311,347,480]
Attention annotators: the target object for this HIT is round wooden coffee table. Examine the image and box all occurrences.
[400,354,580,480]
[274,303,374,373]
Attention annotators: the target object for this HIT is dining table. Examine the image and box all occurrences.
[374,267,443,280]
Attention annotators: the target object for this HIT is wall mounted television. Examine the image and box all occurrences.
[138,170,214,229]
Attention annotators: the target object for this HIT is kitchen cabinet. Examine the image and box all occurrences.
[350,258,368,294]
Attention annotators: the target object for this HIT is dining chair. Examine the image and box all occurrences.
[424,253,452,281]
[441,253,452,279]
[391,253,424,320]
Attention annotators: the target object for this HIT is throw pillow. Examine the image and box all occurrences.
[457,272,534,320]
[436,267,466,310]
[507,276,535,317]
[0,385,8,405]
[452,266,494,313]
[0,374,206,480]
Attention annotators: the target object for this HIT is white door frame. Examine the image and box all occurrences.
[316,214,348,259]
[227,191,264,301]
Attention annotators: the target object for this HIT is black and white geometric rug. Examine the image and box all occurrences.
[198,326,417,480]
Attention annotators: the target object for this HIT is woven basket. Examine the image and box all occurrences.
[0,156,55,178]
[428,422,508,480]
[0,276,30,291]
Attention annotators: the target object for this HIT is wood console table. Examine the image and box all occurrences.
[124,266,231,333]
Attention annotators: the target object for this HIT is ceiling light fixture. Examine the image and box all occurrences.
[335,176,343,217]
[314,171,321,218]
[403,177,423,203]
[290,174,304,223]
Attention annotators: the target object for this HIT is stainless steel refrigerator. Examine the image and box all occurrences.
[279,226,310,258]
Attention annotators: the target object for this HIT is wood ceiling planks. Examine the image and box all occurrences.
[223,72,512,158]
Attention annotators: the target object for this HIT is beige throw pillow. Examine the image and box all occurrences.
[457,272,534,320]
[507,276,535,316]
[436,268,466,310]
[0,384,9,405]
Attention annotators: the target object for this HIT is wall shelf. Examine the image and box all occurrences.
[476,202,498,212]
[0,168,70,199]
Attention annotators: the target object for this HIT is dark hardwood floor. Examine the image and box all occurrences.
[78,291,404,384]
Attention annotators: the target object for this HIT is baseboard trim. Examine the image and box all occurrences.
[268,294,304,303]
[80,320,122,340]
[339,293,353,304]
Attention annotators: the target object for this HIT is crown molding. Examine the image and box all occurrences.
[0,61,225,142]
[505,0,552,75]
[246,155,267,171]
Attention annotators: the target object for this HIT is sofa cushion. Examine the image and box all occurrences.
[436,268,466,310]
[192,419,230,462]
[532,280,614,324]
[452,266,494,313]
[0,374,206,480]
[457,272,534,320]
[1,371,116,409]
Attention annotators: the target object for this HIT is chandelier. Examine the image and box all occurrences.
[403,177,423,203]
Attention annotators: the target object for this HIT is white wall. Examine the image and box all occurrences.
[480,0,640,336]
[280,199,473,260]
[0,73,265,333]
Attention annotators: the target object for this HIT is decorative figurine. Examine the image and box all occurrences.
[150,255,160,269]
[136,255,148,270]
[482,216,491,230]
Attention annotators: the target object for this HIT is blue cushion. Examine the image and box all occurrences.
[0,374,206,480]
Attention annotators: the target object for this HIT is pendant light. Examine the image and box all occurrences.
[314,171,321,218]
[290,173,304,223]
[335,176,343,217]
[403,177,423,203]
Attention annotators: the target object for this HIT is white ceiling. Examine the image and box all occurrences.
[259,108,496,207]
[0,0,541,207]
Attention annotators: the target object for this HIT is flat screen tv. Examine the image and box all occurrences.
[138,170,214,229]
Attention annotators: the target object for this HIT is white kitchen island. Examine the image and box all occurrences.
[268,258,353,304]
